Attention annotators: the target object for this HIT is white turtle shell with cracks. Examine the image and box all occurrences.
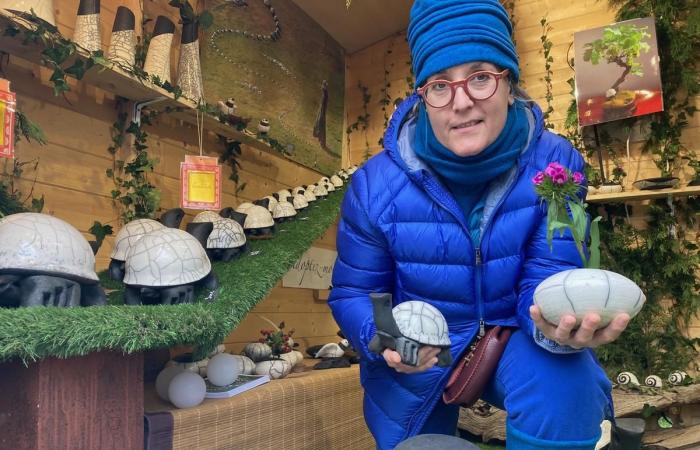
[392,301,450,346]
[110,218,165,261]
[123,228,211,287]
[0,212,98,282]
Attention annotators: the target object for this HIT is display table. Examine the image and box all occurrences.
[144,362,374,450]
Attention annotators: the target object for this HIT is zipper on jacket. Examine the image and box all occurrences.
[475,247,485,337]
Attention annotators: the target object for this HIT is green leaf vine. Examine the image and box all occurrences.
[346,81,371,162]
[539,16,555,130]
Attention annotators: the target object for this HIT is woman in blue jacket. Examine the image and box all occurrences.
[328,1,632,449]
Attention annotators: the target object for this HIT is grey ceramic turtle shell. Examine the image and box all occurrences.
[272,201,297,219]
[206,218,246,249]
[330,174,344,187]
[192,210,223,223]
[243,205,275,229]
[263,195,278,212]
[0,212,98,282]
[392,301,450,346]
[123,228,211,287]
[235,202,255,213]
[110,218,165,261]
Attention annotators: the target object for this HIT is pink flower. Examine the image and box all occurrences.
[532,172,545,185]
[572,172,584,184]
[544,162,566,179]
[551,172,568,185]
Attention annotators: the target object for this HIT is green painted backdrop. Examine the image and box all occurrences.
[201,0,344,174]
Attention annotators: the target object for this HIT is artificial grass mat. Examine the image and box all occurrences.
[0,188,344,363]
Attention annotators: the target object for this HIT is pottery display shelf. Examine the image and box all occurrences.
[0,9,286,160]
[587,185,700,204]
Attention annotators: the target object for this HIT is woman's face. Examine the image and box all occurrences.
[423,62,514,157]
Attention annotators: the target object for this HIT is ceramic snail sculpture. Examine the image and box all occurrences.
[645,375,663,388]
[667,370,688,386]
[616,372,640,386]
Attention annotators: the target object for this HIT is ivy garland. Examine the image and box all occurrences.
[377,37,396,148]
[539,16,555,130]
[345,81,371,162]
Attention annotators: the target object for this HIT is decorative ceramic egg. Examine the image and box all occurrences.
[254,359,291,379]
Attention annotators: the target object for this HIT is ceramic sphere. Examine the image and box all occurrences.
[155,366,186,402]
[168,371,207,409]
[207,353,241,387]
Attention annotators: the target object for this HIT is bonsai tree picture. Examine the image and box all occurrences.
[583,23,651,97]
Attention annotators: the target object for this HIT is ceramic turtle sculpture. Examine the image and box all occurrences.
[276,189,292,200]
[291,194,308,210]
[330,174,344,188]
[302,188,317,202]
[189,211,247,262]
[217,97,236,116]
[346,165,358,175]
[292,186,305,196]
[0,212,106,307]
[338,170,349,181]
[367,293,452,367]
[272,200,297,222]
[109,208,185,281]
[319,177,330,185]
[261,195,278,212]
[241,204,275,237]
[258,118,270,134]
[323,181,336,192]
[311,183,328,199]
[235,202,255,214]
[122,223,218,305]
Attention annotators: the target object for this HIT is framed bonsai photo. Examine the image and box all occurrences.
[574,16,664,127]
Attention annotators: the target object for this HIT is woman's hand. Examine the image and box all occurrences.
[530,305,630,349]
[383,345,441,373]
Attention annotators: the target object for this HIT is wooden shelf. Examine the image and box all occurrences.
[587,185,700,203]
[0,11,316,171]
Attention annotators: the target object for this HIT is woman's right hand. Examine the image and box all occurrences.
[383,346,441,373]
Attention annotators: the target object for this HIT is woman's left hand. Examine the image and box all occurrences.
[529,305,631,349]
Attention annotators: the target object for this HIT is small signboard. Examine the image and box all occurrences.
[282,246,337,290]
[0,78,16,159]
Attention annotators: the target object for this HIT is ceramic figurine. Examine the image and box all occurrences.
[217,98,236,116]
[108,208,184,281]
[668,371,688,385]
[239,204,275,238]
[122,224,218,305]
[254,359,291,379]
[367,292,452,367]
[144,16,175,83]
[189,211,247,262]
[107,6,136,66]
[330,174,344,187]
[73,0,102,52]
[176,20,203,101]
[272,200,297,222]
[0,213,106,307]
[616,372,640,385]
[291,194,308,210]
[258,118,270,134]
[645,375,663,388]
[243,342,272,362]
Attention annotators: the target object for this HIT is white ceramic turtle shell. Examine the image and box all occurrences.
[263,195,278,212]
[242,205,274,229]
[0,212,98,282]
[313,184,328,197]
[324,181,336,192]
[192,210,223,223]
[330,174,344,187]
[111,218,165,261]
[292,186,305,195]
[533,268,645,328]
[314,343,345,358]
[235,202,255,213]
[291,194,308,210]
[123,228,211,287]
[276,189,292,199]
[346,166,358,174]
[303,189,317,202]
[319,177,330,184]
[272,201,297,219]
[207,218,246,249]
[392,301,450,346]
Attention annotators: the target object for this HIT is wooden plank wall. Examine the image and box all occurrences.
[344,1,700,353]
[4,0,342,355]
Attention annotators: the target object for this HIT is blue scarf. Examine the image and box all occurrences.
[414,101,529,217]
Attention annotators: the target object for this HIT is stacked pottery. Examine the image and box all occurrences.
[107,6,136,66]
[73,0,101,52]
[144,16,175,83]
[177,20,203,101]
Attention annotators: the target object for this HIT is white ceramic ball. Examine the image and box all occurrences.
[168,371,207,409]
[207,353,241,387]
[155,366,185,402]
[534,269,645,328]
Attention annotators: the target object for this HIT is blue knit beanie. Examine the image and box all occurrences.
[408,0,519,87]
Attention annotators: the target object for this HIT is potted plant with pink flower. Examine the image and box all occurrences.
[531,162,646,328]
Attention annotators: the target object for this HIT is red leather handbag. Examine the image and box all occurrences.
[442,326,512,407]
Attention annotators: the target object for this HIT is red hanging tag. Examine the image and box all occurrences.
[0,78,16,159]
[180,155,222,210]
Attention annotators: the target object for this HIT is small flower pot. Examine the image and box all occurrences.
[533,268,645,329]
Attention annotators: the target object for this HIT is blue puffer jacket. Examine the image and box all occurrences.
[328,95,585,449]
